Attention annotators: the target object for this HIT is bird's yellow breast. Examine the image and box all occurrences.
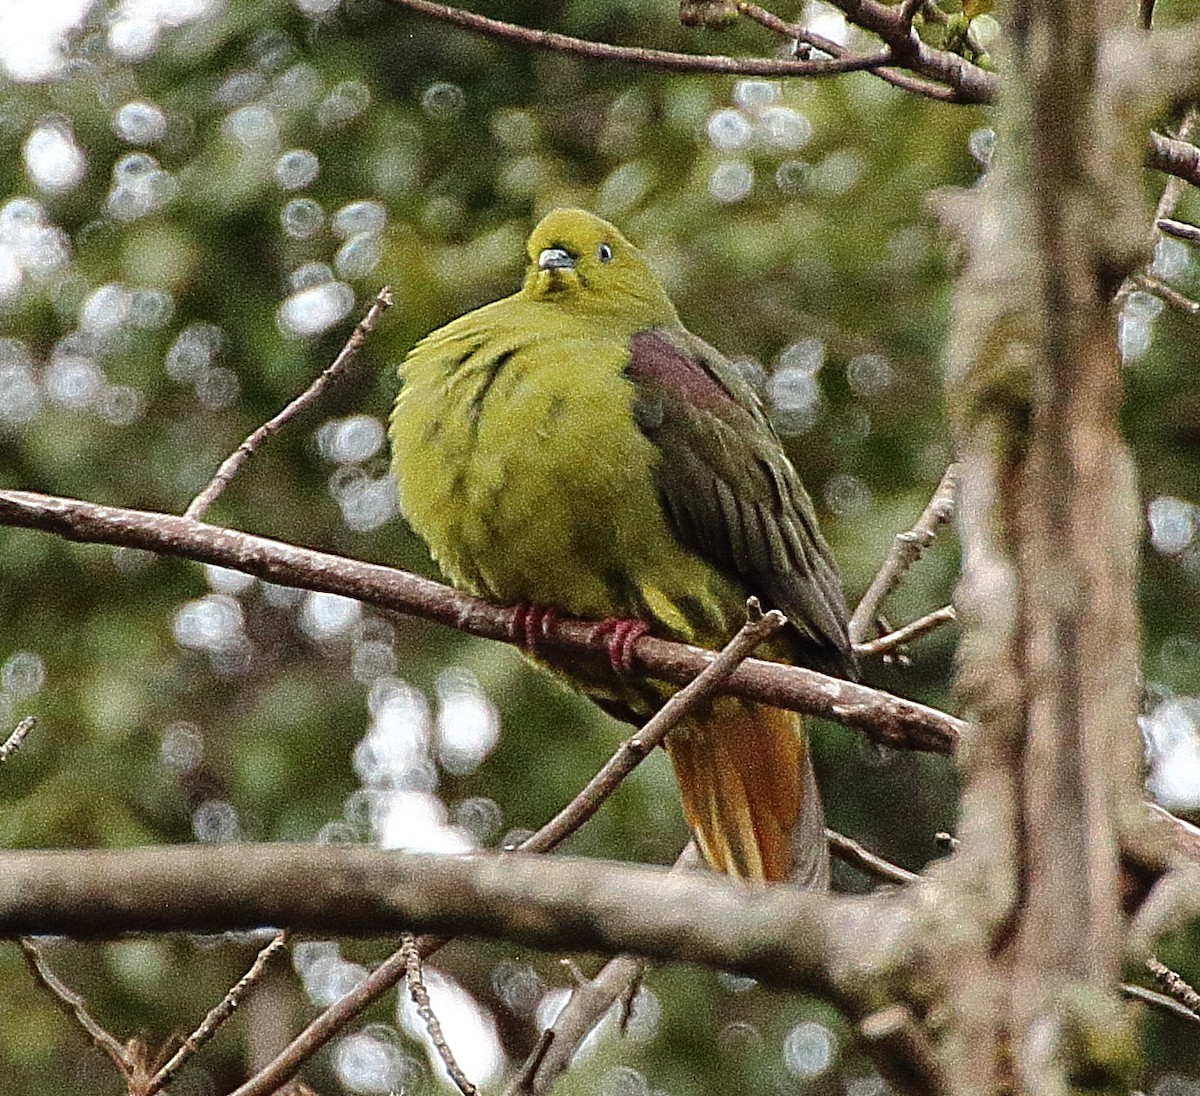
[390,299,740,644]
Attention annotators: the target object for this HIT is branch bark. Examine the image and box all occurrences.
[0,845,904,1002]
[0,489,963,755]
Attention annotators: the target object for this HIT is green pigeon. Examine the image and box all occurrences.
[391,209,855,884]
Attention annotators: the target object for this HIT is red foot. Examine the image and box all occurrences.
[592,617,650,673]
[510,602,561,653]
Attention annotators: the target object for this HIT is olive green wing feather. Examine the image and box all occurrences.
[625,328,857,680]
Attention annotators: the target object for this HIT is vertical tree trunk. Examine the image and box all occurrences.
[944,0,1147,1088]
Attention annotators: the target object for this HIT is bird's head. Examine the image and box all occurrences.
[521,209,679,329]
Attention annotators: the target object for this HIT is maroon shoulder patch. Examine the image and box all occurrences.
[627,330,733,411]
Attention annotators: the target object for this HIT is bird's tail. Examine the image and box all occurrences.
[665,698,828,886]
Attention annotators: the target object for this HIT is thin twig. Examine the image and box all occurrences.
[1122,982,1200,1027]
[183,288,393,520]
[1146,955,1200,1016]
[849,465,958,646]
[144,931,290,1096]
[826,829,920,886]
[227,603,791,1096]
[518,598,787,854]
[401,934,479,1096]
[505,845,699,1096]
[18,938,132,1076]
[1157,218,1200,245]
[386,0,893,77]
[1133,272,1200,315]
[854,605,957,658]
[737,1,959,101]
[0,715,35,762]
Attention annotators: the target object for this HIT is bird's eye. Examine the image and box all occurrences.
[597,242,613,263]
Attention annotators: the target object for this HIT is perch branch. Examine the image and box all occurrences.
[0,489,965,756]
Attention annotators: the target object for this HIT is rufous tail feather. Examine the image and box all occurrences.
[665,700,828,886]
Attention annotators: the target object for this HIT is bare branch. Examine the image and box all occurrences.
[827,829,920,886]
[1157,217,1200,245]
[384,0,895,78]
[401,935,479,1096]
[849,465,958,646]
[897,0,924,30]
[0,845,901,998]
[737,2,960,102]
[0,715,35,762]
[1146,955,1200,1016]
[1133,271,1200,315]
[231,613,788,1096]
[0,490,964,756]
[18,938,132,1077]
[144,931,290,1096]
[859,1005,949,1095]
[376,0,1200,189]
[854,605,957,659]
[1146,131,1200,188]
[1122,982,1200,1027]
[184,288,393,520]
[506,845,700,1096]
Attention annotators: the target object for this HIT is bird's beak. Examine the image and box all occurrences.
[537,247,575,271]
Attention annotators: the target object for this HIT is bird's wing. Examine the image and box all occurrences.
[625,327,856,679]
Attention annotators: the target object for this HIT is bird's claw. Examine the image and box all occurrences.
[592,617,649,674]
[510,602,561,653]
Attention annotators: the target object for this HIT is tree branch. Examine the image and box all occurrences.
[0,845,902,1000]
[0,715,35,763]
[143,931,290,1096]
[384,0,894,77]
[849,465,958,646]
[0,489,964,755]
[18,938,132,1077]
[854,605,957,659]
[381,0,1200,189]
[184,288,393,521]
[826,829,920,886]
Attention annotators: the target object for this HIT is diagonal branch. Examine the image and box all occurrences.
[854,605,957,659]
[143,931,290,1096]
[0,489,965,755]
[0,715,35,762]
[849,465,958,646]
[18,938,132,1077]
[184,288,393,520]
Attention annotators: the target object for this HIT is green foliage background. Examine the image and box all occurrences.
[0,1,1197,1092]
